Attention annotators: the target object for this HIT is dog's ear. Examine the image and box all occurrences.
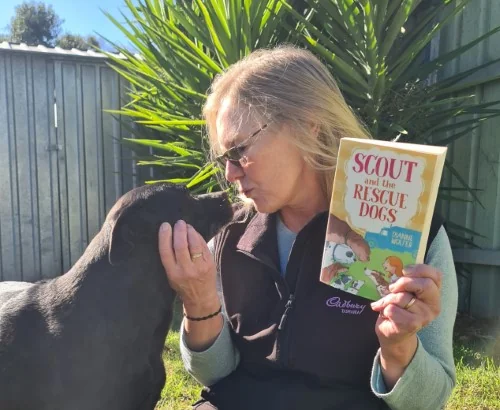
[108,209,135,266]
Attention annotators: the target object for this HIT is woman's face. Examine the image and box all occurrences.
[383,260,395,274]
[216,99,315,214]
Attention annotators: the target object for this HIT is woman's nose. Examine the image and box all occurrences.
[225,161,244,183]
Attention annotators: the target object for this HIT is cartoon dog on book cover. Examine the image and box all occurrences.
[319,138,447,301]
[321,214,372,295]
[321,214,423,299]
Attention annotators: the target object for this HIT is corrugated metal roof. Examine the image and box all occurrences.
[0,41,126,59]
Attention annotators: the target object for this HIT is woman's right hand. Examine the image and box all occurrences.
[159,220,223,351]
[158,220,219,314]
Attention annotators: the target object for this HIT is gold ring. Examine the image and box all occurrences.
[191,252,203,261]
[403,296,417,310]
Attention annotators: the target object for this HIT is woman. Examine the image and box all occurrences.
[158,46,458,410]
[383,256,405,283]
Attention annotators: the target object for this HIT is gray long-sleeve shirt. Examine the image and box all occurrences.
[180,218,458,410]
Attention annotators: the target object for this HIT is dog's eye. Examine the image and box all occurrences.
[346,252,353,257]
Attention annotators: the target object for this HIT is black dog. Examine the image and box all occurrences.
[0,183,232,410]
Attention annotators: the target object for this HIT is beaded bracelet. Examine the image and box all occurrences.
[184,305,222,321]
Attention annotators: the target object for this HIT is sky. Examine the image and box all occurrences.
[0,0,135,50]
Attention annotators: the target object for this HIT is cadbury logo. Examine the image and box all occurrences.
[326,297,366,315]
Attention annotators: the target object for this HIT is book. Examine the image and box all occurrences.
[319,138,447,301]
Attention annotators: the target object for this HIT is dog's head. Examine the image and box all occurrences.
[332,243,356,265]
[105,183,233,265]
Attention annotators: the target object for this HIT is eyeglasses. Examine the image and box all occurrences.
[215,123,269,169]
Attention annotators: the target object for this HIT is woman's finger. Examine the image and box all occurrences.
[187,224,205,263]
[194,229,214,261]
[402,264,442,289]
[158,222,176,271]
[373,265,444,343]
[374,291,437,336]
[389,277,440,305]
[371,291,416,313]
[378,304,423,335]
[173,220,192,267]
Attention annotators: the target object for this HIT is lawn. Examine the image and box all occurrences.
[154,331,201,410]
[156,313,500,410]
[446,343,500,410]
[445,314,500,410]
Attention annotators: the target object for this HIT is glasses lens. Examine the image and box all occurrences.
[227,147,242,161]
[216,155,242,169]
[229,158,243,167]
[216,146,245,169]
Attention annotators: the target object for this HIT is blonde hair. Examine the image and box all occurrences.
[203,44,371,200]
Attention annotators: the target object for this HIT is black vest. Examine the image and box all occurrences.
[205,210,443,410]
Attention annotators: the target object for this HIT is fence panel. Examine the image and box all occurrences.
[0,47,135,281]
[435,0,500,317]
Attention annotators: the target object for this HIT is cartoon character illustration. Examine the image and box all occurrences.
[345,280,365,295]
[332,274,353,291]
[325,213,371,262]
[382,256,404,283]
[323,241,357,266]
[320,262,348,285]
[363,267,391,297]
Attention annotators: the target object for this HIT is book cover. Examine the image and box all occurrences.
[319,138,447,301]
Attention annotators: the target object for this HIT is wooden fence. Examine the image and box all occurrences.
[0,44,137,281]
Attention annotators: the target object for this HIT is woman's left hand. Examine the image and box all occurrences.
[370,264,442,387]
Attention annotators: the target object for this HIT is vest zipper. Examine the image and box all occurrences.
[278,293,295,331]
[237,249,294,366]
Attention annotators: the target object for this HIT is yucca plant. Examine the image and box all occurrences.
[103,0,499,244]
[101,0,294,193]
[280,0,500,245]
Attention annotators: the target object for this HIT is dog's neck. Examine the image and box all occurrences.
[55,232,175,338]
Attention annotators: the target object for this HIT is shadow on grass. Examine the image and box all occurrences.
[453,312,500,368]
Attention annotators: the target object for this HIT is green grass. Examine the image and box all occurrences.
[445,342,500,410]
[157,312,500,410]
[155,331,202,410]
